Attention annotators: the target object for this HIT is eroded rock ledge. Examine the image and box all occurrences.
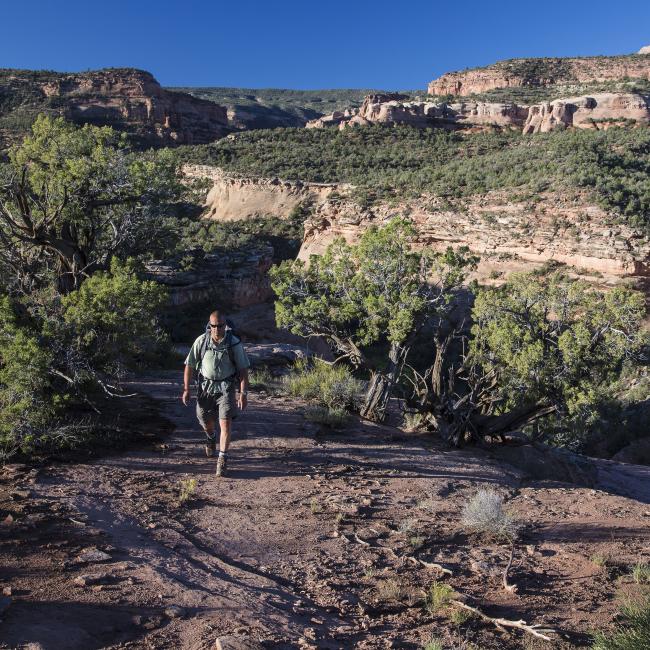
[298,191,650,290]
[307,92,650,134]
[184,165,349,221]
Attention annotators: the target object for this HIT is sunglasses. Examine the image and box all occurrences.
[209,322,226,329]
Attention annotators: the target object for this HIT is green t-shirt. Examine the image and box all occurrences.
[185,331,250,394]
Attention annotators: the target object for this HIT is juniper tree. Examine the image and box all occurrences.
[408,271,647,447]
[270,218,477,422]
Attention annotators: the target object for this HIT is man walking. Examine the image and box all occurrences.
[182,310,250,477]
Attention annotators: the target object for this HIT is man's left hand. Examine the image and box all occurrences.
[237,393,248,410]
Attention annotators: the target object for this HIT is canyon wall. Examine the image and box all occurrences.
[308,92,650,134]
[184,165,347,221]
[1,68,230,146]
[298,191,650,291]
[146,246,274,308]
[428,54,650,97]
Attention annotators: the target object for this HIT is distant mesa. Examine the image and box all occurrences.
[0,68,230,147]
[427,52,650,97]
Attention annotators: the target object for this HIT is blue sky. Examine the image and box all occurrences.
[2,0,649,89]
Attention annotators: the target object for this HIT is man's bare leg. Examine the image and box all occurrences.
[219,418,232,452]
[204,418,217,457]
[216,418,232,477]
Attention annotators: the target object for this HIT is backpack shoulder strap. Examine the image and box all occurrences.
[225,331,242,368]
[197,332,210,369]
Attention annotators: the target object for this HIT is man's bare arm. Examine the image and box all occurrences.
[182,365,193,405]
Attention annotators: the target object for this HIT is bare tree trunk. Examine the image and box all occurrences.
[360,343,406,423]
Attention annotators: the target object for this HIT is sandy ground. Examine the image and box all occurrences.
[1,371,650,650]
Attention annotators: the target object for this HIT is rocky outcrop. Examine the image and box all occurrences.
[307,94,528,131]
[428,53,650,97]
[145,246,274,308]
[298,191,650,289]
[523,93,650,133]
[639,46,650,55]
[308,91,650,135]
[184,165,348,221]
[1,68,229,146]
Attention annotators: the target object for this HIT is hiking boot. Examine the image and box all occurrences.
[205,440,216,458]
[215,454,227,478]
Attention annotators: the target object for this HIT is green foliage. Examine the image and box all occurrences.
[1,115,184,292]
[177,207,306,263]
[177,478,197,506]
[171,87,377,128]
[425,581,456,614]
[177,125,650,232]
[62,258,170,375]
[470,272,647,447]
[302,405,350,429]
[0,296,59,455]
[592,598,650,650]
[285,358,361,411]
[272,218,476,356]
[632,562,650,584]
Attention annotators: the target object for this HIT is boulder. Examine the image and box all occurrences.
[245,343,312,367]
[612,437,650,464]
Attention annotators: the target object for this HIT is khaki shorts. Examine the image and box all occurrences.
[196,388,237,429]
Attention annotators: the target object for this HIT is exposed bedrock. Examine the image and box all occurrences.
[428,54,650,97]
[184,165,347,221]
[523,93,650,133]
[307,93,650,134]
[298,191,650,290]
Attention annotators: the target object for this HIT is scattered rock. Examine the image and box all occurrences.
[214,637,265,650]
[9,489,32,500]
[73,572,112,587]
[75,547,112,564]
[164,605,186,619]
[2,586,12,596]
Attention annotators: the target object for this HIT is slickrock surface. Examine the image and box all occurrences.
[1,372,649,648]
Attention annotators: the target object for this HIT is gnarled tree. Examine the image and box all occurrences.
[270,218,477,422]
[0,115,183,294]
[407,272,647,447]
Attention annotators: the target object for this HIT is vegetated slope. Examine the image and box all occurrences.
[0,68,230,150]
[428,52,650,98]
[170,87,385,128]
[177,124,650,233]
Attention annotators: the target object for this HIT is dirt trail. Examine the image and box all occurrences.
[2,371,650,649]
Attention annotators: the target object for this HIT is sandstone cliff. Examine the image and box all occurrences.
[306,94,529,131]
[184,165,348,221]
[298,191,650,293]
[428,53,650,97]
[523,92,650,133]
[308,92,650,135]
[0,68,230,147]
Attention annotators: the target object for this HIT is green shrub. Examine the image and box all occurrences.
[0,296,60,456]
[592,598,650,650]
[303,405,350,429]
[285,358,361,411]
[425,581,456,614]
[62,258,170,376]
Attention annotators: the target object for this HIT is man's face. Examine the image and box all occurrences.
[209,315,227,341]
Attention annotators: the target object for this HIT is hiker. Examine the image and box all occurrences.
[182,310,250,477]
